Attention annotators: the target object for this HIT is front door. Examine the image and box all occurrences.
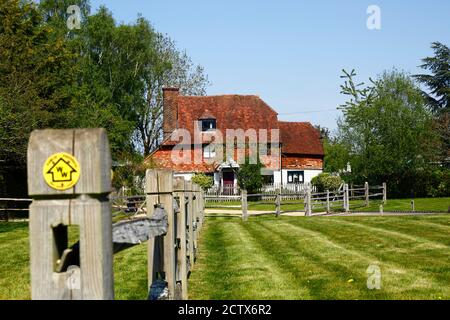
[222,171,234,195]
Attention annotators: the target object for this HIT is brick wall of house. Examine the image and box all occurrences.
[282,155,323,170]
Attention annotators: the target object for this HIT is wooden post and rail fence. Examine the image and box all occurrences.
[27,128,204,300]
[209,181,387,218]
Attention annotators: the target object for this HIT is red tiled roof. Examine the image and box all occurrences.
[178,94,279,137]
[278,121,324,156]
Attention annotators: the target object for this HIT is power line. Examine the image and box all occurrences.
[278,108,340,115]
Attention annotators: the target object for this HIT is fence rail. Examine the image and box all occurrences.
[205,182,317,202]
[219,182,387,219]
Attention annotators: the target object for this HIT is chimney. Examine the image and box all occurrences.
[162,87,179,139]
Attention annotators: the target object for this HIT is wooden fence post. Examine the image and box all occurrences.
[305,185,312,216]
[174,178,188,300]
[344,183,350,212]
[364,182,369,207]
[241,189,248,221]
[27,129,113,300]
[145,169,175,299]
[186,181,195,271]
[275,193,281,217]
[382,182,387,204]
[326,190,330,213]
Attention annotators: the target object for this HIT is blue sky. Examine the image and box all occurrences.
[90,0,450,132]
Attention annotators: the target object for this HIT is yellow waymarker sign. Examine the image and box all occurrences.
[43,152,80,191]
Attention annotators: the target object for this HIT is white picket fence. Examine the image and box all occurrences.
[205,182,317,202]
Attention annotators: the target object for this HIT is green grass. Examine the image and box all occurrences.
[0,222,149,300]
[206,197,450,213]
[1,212,450,300]
[188,214,450,299]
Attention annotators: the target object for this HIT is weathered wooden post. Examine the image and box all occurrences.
[305,185,312,216]
[241,189,248,221]
[326,190,330,213]
[411,200,415,212]
[146,169,176,299]
[382,182,387,204]
[192,184,199,258]
[364,182,369,207]
[28,129,113,300]
[186,181,195,271]
[275,193,281,217]
[344,183,350,212]
[174,177,188,300]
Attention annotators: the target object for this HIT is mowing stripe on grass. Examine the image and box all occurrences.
[329,218,448,250]
[245,219,371,299]
[281,217,449,298]
[189,218,308,299]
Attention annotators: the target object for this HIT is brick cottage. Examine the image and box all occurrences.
[147,88,324,188]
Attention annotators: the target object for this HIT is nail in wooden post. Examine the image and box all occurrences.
[241,189,248,221]
[28,129,113,300]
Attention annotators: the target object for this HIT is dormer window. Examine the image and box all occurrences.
[201,119,216,132]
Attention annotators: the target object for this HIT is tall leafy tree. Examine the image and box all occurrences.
[414,42,450,115]
[0,0,76,195]
[135,32,210,156]
[337,70,440,197]
[414,42,450,165]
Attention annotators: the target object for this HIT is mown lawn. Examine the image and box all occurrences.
[206,197,450,213]
[0,222,149,300]
[188,214,450,300]
[1,213,449,300]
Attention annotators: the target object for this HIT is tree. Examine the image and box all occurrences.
[414,42,450,115]
[337,69,440,197]
[237,158,264,195]
[191,173,214,191]
[414,42,450,165]
[134,32,210,156]
[311,173,343,192]
[323,139,351,174]
[0,0,77,196]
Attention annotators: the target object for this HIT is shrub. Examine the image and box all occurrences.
[311,173,343,192]
[192,173,214,191]
[237,160,264,196]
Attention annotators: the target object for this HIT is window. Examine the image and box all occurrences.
[201,119,216,132]
[287,171,304,184]
[203,144,216,159]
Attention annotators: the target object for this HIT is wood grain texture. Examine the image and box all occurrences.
[145,169,175,299]
[28,128,113,300]
[27,130,74,196]
[174,178,188,300]
[241,189,248,221]
[186,181,195,272]
[74,129,111,195]
[30,199,113,300]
